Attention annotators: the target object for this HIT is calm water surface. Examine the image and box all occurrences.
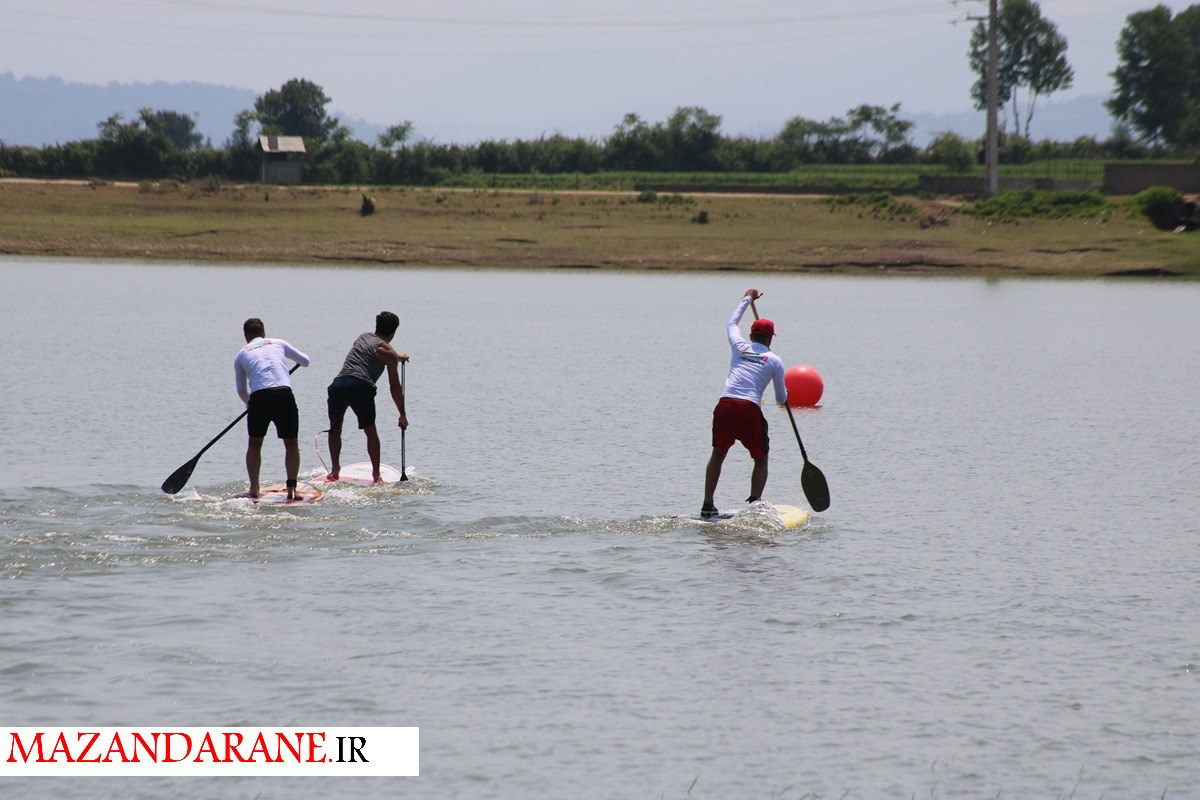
[1,258,1198,799]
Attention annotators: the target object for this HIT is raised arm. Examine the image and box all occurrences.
[728,289,763,348]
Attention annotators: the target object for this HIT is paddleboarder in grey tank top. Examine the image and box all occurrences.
[325,311,409,483]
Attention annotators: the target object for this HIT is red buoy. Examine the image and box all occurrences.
[785,365,824,407]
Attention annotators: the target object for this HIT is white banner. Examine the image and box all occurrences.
[1,727,418,777]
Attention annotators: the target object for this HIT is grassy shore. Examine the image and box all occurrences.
[1,180,1196,278]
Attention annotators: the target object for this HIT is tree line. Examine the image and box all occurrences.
[1,1,1196,185]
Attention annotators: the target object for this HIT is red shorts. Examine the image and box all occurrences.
[711,397,769,459]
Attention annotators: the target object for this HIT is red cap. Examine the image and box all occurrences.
[750,318,775,337]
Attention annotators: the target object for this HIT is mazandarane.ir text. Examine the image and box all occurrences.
[2,727,418,777]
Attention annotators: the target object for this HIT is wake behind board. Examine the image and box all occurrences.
[250,481,324,505]
[326,461,404,485]
[690,503,810,529]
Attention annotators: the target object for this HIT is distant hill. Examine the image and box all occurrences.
[2,71,1116,151]
[908,94,1118,146]
[0,72,383,147]
[0,72,257,146]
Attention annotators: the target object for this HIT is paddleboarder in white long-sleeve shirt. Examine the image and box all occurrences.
[234,318,310,500]
[701,289,788,517]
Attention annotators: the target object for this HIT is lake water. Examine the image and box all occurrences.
[1,258,1198,798]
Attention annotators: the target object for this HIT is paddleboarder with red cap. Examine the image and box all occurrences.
[701,289,788,517]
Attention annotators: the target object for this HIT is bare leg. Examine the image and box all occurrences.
[246,436,264,498]
[702,448,727,512]
[327,429,342,480]
[364,425,382,482]
[749,455,769,501]
[283,438,300,499]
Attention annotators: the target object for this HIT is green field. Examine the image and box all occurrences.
[427,161,1188,193]
[1,179,1196,279]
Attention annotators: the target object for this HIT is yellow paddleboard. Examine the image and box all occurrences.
[691,503,810,528]
[770,504,811,529]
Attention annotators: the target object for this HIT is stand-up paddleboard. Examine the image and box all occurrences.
[690,503,810,528]
[325,461,404,485]
[314,431,407,485]
[249,481,324,505]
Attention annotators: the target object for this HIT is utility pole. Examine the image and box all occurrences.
[985,0,999,196]
[966,0,1000,196]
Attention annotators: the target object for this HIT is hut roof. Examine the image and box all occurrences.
[258,135,306,154]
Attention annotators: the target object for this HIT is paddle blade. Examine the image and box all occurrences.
[161,457,199,494]
[801,460,830,512]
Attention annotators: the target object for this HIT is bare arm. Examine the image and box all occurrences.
[375,342,409,367]
[386,362,408,430]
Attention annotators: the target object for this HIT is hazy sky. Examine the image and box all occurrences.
[0,0,1182,142]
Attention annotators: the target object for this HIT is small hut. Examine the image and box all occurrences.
[258,135,306,185]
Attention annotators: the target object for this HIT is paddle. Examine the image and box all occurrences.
[751,299,830,512]
[161,363,301,494]
[398,360,408,481]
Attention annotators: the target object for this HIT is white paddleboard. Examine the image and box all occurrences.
[691,503,810,528]
[247,481,324,505]
[326,461,404,485]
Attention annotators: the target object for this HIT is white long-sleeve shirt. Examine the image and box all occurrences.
[234,337,310,404]
[720,296,788,406]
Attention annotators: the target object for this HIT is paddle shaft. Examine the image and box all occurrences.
[161,362,301,494]
[750,296,830,511]
[750,298,805,454]
[399,360,408,480]
[784,403,809,461]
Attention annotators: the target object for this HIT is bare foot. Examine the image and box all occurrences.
[324,473,340,483]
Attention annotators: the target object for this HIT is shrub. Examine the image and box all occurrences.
[968,189,1113,221]
[1130,185,1185,230]
[924,131,975,173]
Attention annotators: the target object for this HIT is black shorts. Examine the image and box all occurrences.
[247,387,299,439]
[327,375,378,431]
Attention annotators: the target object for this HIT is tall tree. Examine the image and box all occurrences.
[605,113,661,171]
[96,110,175,177]
[146,110,204,151]
[663,106,722,170]
[254,78,342,142]
[378,122,414,152]
[845,104,915,161]
[1107,5,1194,147]
[969,0,1073,139]
[1173,5,1200,106]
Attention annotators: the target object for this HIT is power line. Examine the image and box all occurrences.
[0,16,952,60]
[4,0,955,32]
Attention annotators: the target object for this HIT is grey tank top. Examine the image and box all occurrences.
[336,333,386,385]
